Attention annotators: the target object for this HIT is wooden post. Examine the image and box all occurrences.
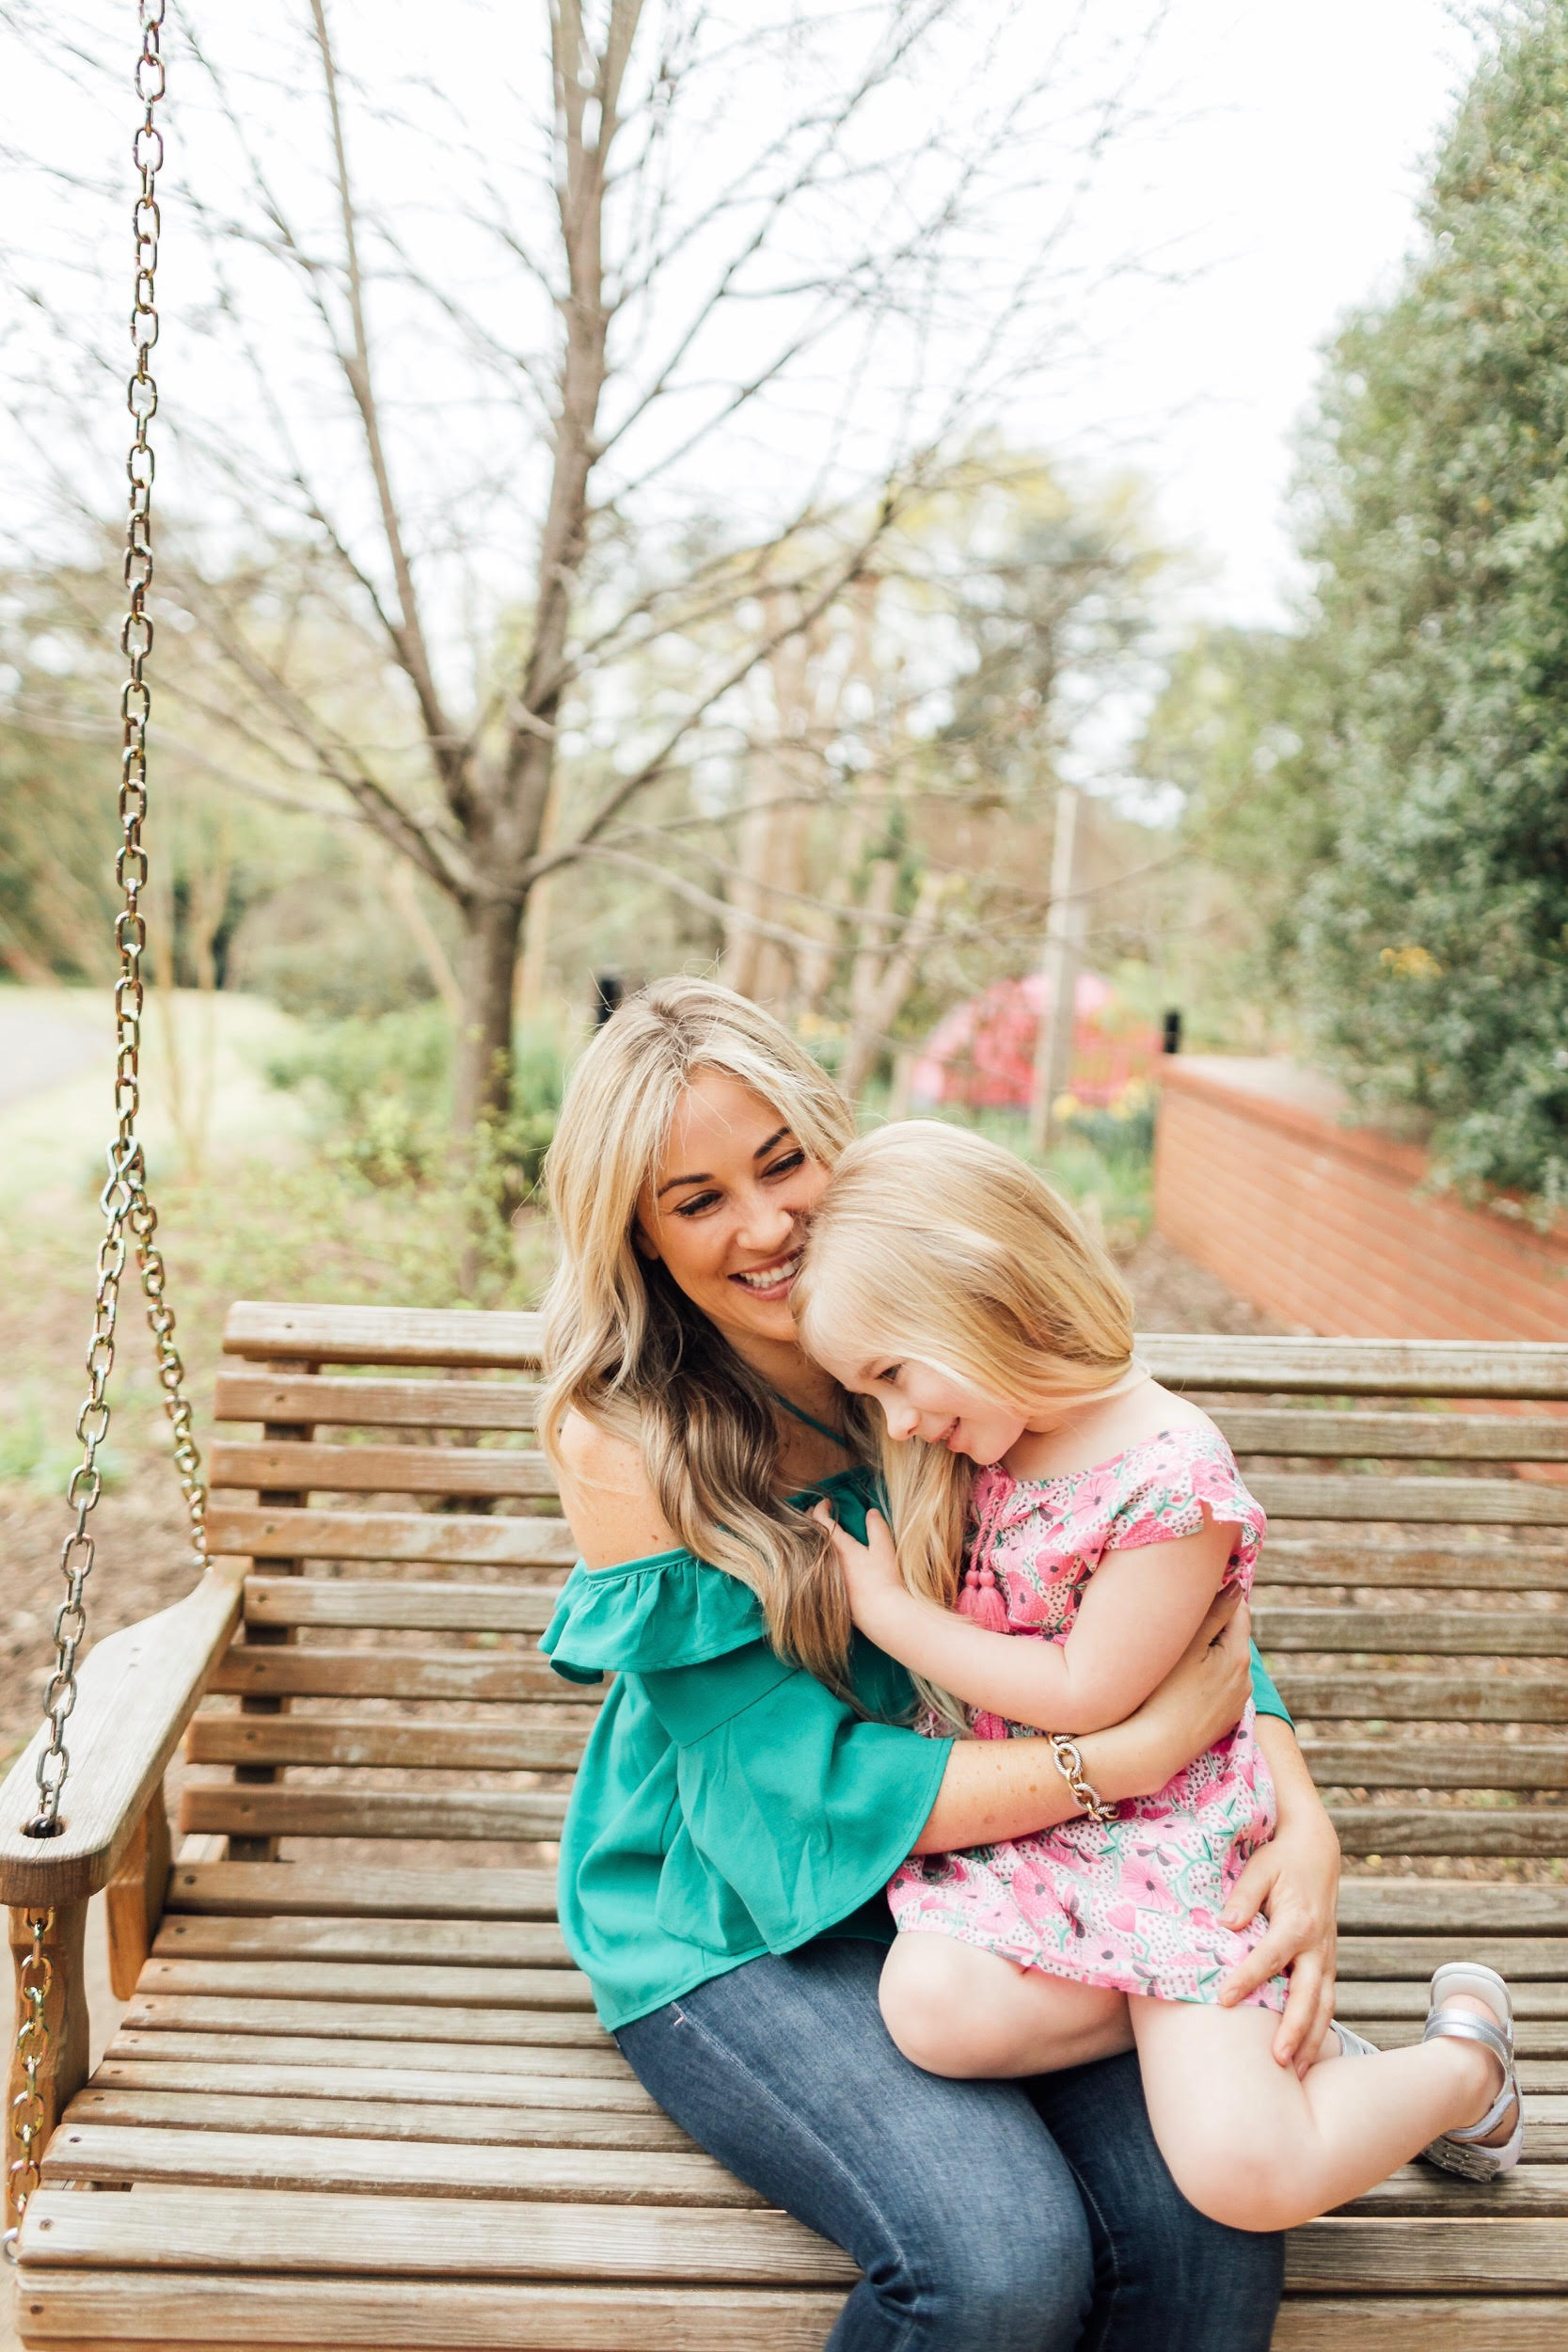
[6,1899,88,2228]
[104,1782,171,2001]
[1027,786,1083,1158]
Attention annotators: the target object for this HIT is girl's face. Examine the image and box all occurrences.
[635,1071,832,1353]
[818,1342,1028,1467]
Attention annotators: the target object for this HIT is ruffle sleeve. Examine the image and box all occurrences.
[1105,1426,1268,1593]
[540,1550,767,1685]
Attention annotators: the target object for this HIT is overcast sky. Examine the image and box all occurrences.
[1088,0,1476,624]
[8,0,1480,639]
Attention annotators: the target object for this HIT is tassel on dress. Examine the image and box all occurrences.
[957,1564,1010,1633]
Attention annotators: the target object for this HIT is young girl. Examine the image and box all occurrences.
[793,1119,1523,2234]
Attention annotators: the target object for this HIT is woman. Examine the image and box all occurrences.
[540,977,1340,2352]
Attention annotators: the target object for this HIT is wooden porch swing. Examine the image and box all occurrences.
[7,12,1568,2350]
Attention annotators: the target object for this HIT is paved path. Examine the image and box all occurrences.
[0,997,109,1112]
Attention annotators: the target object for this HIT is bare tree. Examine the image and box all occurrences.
[7,0,1184,1132]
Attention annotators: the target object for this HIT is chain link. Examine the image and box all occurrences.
[1048,1734,1117,1825]
[8,0,207,2258]
[2,1914,54,2259]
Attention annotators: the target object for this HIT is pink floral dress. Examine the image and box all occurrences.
[886,1424,1287,2010]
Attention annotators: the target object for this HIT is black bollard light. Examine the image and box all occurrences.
[1162,1009,1182,1056]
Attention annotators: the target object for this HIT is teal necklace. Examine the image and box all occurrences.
[772,1389,855,1454]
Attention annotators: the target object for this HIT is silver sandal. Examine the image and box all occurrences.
[1332,2021,1381,2059]
[1418,1963,1524,2183]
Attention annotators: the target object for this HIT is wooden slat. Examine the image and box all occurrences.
[1138,1333,1568,1398]
[105,2029,629,2076]
[242,1579,563,1632]
[1282,2216,1568,2293]
[11,2274,850,2350]
[1320,2016,1568,2058]
[1330,1808,1568,1858]
[206,1647,580,1703]
[1251,1474,1568,1526]
[1338,2162,1568,2215]
[223,1301,546,1370]
[1272,1669,1568,1722]
[152,1917,573,1966]
[209,1505,576,1568]
[1257,1607,1568,1655]
[0,1567,245,1909]
[1272,2306,1568,2352]
[1338,1937,1568,1979]
[119,1996,612,2046]
[1259,1541,1568,1591]
[85,2060,657,2111]
[59,2087,692,2153]
[163,1863,562,1920]
[214,1442,558,1501]
[185,1713,593,1772]
[40,2123,755,2207]
[179,1788,571,1844]
[1216,1408,1568,1461]
[16,2181,858,2283]
[134,1957,590,2010]
[1335,1882,1568,1932]
[1335,1980,1568,2021]
[215,1372,541,1430]
[1302,1741,1568,1788]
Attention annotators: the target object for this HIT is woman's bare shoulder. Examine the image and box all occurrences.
[555,1408,683,1570]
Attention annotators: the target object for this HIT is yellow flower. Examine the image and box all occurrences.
[1380,943,1443,980]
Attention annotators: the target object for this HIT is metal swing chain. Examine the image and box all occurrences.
[8,0,207,2262]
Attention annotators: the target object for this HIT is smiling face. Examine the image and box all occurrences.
[813,1339,1029,1468]
[635,1069,832,1354]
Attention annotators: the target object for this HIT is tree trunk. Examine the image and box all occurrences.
[453,894,526,1136]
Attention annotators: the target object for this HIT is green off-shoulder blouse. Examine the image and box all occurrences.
[541,1464,1291,2031]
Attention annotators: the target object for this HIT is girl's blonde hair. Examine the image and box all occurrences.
[793,1120,1134,1723]
[540,977,870,1691]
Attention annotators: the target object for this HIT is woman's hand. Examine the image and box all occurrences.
[812,1502,909,1640]
[1218,1717,1340,2075]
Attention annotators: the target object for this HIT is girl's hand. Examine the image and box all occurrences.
[1218,1721,1340,2075]
[812,1502,908,1636]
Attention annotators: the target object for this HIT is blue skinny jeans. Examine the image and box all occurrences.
[617,1936,1283,2352]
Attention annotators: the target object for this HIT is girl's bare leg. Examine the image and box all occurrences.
[1132,1994,1508,2233]
[879,1932,1132,2078]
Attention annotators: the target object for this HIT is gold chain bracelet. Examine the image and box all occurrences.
[1049,1734,1117,1824]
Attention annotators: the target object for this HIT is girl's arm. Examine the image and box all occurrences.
[913,1585,1251,1850]
[818,1502,1233,1734]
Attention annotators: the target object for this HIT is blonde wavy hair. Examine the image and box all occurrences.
[793,1120,1135,1724]
[540,977,872,1691]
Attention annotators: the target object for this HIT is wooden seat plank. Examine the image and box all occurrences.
[179,1788,572,1843]
[223,1301,546,1367]
[241,1580,563,1632]
[105,2030,631,2077]
[1137,1333,1568,1396]
[1257,1605,1568,1654]
[16,2181,859,2283]
[1271,1668,1568,1721]
[1334,1882,1568,1932]
[64,2088,689,2151]
[214,1443,558,1501]
[134,1958,591,2010]
[214,1372,542,1430]
[205,1648,580,1703]
[1216,1408,1568,1461]
[152,1917,574,1967]
[119,1996,612,2046]
[208,1506,576,1568]
[13,2274,850,2351]
[1338,1937,1568,1979]
[1328,1809,1568,1859]
[1273,2303,1568,2352]
[1282,2216,1568,2293]
[1259,1541,1568,1592]
[184,1714,593,1772]
[1301,1741,1568,1788]
[41,2122,757,2204]
[85,2062,659,2112]
[1253,1475,1568,1526]
[163,1863,563,1919]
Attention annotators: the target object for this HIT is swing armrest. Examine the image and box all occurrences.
[0,1562,245,1908]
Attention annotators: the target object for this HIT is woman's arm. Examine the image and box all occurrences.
[1217,1713,1341,2074]
[818,1503,1232,1735]
[913,1588,1251,1851]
